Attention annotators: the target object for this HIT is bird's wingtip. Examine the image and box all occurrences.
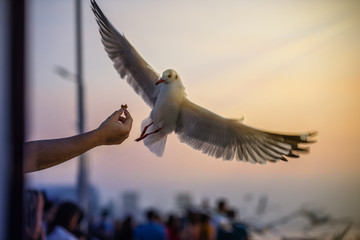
[309,131,318,137]
[300,130,318,142]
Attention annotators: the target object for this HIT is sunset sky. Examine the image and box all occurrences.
[26,0,360,225]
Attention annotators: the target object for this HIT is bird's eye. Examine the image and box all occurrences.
[168,74,172,78]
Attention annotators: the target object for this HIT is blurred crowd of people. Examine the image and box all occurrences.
[25,189,249,240]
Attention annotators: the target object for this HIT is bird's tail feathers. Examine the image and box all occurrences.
[141,117,167,157]
[144,135,167,157]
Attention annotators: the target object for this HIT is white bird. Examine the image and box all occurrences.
[91,0,316,164]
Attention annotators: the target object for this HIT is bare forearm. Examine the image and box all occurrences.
[24,130,101,173]
[24,108,132,173]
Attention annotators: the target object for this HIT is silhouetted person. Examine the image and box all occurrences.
[181,209,201,240]
[96,209,114,240]
[115,215,134,240]
[214,199,231,236]
[166,214,181,240]
[47,202,83,240]
[135,209,168,240]
[199,213,215,240]
[227,209,249,240]
[24,190,45,240]
[42,196,58,236]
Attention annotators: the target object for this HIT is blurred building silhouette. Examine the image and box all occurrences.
[38,184,100,215]
[119,191,140,219]
[175,192,193,213]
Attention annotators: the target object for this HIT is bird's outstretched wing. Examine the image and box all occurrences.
[91,0,160,107]
[176,99,316,163]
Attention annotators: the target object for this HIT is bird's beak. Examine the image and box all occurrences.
[155,78,165,85]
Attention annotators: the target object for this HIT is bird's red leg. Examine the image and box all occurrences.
[135,127,162,142]
[139,122,154,137]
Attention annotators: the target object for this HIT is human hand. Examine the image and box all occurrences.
[96,108,133,145]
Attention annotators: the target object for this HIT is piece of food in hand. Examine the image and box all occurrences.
[119,104,128,121]
[121,104,128,110]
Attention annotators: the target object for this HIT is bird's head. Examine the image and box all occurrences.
[155,69,179,85]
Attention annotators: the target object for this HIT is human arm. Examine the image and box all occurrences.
[24,108,133,173]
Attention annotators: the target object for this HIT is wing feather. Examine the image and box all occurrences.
[91,0,160,107]
[176,99,316,163]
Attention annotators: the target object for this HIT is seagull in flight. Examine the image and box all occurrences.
[91,0,316,164]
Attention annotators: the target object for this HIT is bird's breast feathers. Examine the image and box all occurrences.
[151,83,185,130]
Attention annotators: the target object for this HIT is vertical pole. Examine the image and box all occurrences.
[0,0,26,238]
[0,2,11,239]
[75,0,88,227]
